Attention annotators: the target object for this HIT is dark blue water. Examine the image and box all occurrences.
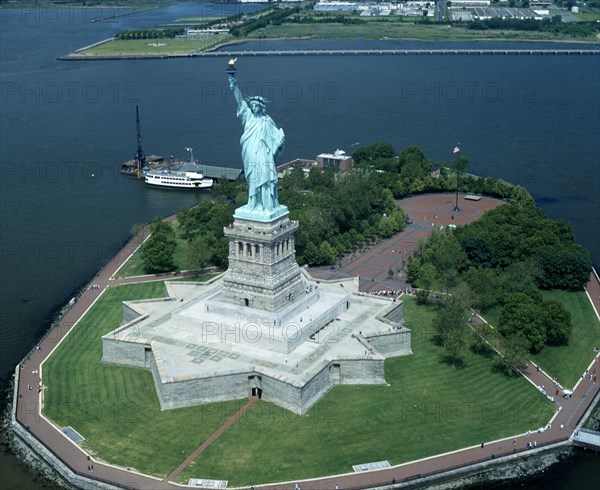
[1,3,598,488]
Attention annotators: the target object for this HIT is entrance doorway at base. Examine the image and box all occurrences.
[248,375,262,398]
[330,363,341,383]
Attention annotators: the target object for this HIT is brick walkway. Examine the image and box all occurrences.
[13,195,600,490]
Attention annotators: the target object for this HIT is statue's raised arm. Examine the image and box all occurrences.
[227,70,285,216]
[228,75,246,112]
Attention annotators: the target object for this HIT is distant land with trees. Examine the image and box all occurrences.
[56,1,600,58]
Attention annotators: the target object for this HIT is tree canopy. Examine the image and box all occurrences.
[141,217,176,273]
[279,166,408,266]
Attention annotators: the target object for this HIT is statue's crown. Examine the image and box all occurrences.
[246,95,267,105]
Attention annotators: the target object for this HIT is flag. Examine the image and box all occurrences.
[453,146,460,154]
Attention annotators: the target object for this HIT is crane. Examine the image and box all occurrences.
[134,105,147,176]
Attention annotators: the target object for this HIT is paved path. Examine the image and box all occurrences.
[13,195,600,490]
[165,397,258,482]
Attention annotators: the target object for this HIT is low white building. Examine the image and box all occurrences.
[314,1,362,11]
[449,0,491,7]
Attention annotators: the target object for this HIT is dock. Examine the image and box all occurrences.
[198,164,243,182]
[197,48,600,57]
[572,429,600,451]
[60,48,600,61]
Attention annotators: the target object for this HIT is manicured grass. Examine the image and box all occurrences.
[176,296,554,486]
[531,290,600,388]
[481,290,600,388]
[82,36,230,56]
[114,248,146,278]
[169,273,220,282]
[43,282,247,477]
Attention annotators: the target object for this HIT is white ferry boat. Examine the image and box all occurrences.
[143,148,214,190]
[144,169,213,189]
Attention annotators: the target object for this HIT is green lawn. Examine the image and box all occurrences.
[114,247,146,278]
[481,290,600,388]
[43,281,249,476]
[82,36,230,56]
[176,297,554,485]
[43,289,555,484]
[169,273,220,282]
[531,290,600,388]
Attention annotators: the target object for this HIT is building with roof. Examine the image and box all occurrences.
[316,149,354,171]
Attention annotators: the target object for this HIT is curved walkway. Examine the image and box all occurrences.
[12,195,600,490]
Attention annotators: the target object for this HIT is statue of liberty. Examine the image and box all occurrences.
[228,71,285,213]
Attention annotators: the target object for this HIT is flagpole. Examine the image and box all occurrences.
[453,145,460,212]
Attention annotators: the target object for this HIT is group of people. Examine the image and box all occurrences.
[365,289,414,298]
[28,369,42,393]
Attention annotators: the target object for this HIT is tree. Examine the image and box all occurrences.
[535,244,592,291]
[494,332,529,377]
[399,146,429,181]
[186,235,213,270]
[303,241,322,266]
[541,300,572,345]
[498,293,546,353]
[352,146,372,165]
[141,218,176,273]
[460,236,494,268]
[371,141,395,159]
[213,236,230,268]
[433,297,470,366]
[319,240,337,266]
[462,267,501,310]
[353,141,395,165]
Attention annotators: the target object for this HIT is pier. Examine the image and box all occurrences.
[60,48,600,61]
[198,48,600,58]
[572,428,600,451]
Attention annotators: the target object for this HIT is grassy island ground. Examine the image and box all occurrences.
[82,35,230,56]
[43,282,558,484]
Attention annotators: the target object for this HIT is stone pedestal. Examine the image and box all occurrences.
[220,207,305,312]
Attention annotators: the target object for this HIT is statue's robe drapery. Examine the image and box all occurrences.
[237,102,285,211]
